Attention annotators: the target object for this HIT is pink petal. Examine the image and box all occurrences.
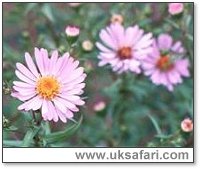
[49,50,58,73]
[56,53,70,76]
[34,47,45,75]
[52,56,64,75]
[65,110,74,119]
[56,110,67,123]
[98,52,116,59]
[13,92,36,101]
[131,29,144,46]
[63,67,84,83]
[144,69,155,76]
[55,97,76,109]
[175,59,190,77]
[63,74,86,87]
[167,70,182,84]
[113,61,123,71]
[28,96,43,111]
[58,57,74,78]
[44,101,53,121]
[157,34,173,51]
[40,48,49,74]
[150,70,161,85]
[18,95,39,111]
[109,23,124,46]
[13,85,35,93]
[134,33,153,49]
[124,25,139,46]
[41,99,48,119]
[98,60,108,66]
[53,98,67,113]
[100,29,117,50]
[15,70,35,85]
[62,83,86,93]
[142,61,155,70]
[13,81,35,88]
[134,47,153,60]
[16,63,37,81]
[58,94,80,101]
[62,89,84,95]
[166,82,174,91]
[159,72,169,86]
[48,101,58,122]
[171,41,182,52]
[25,52,40,78]
[96,42,112,53]
[128,59,140,70]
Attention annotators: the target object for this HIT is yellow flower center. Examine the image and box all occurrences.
[156,55,174,71]
[118,47,132,60]
[36,76,60,100]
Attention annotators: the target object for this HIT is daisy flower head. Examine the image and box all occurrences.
[142,34,190,91]
[11,48,86,123]
[96,23,153,74]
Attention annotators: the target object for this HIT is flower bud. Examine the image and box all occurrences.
[65,25,80,44]
[65,25,80,37]
[110,14,123,24]
[181,118,193,132]
[168,3,184,15]
[82,40,94,52]
[93,101,106,112]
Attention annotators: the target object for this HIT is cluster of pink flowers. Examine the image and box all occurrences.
[11,3,190,125]
[96,23,190,91]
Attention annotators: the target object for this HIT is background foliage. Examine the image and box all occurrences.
[3,2,193,147]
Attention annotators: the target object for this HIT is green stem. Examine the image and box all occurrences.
[31,111,42,147]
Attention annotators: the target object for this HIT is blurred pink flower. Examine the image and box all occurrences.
[11,48,86,123]
[65,25,80,37]
[142,34,190,91]
[168,3,184,15]
[68,3,81,7]
[181,118,193,132]
[93,101,106,112]
[96,23,153,74]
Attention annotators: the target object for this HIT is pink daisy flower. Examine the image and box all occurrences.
[142,34,190,91]
[96,23,153,74]
[11,47,86,123]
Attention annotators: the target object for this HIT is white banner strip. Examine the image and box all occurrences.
[3,148,193,163]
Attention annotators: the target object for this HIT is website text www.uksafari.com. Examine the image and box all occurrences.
[74,149,190,162]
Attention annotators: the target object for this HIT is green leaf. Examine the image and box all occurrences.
[186,34,193,42]
[41,4,55,23]
[3,140,23,147]
[4,125,18,132]
[42,121,51,135]
[25,3,38,15]
[147,114,162,136]
[22,127,40,147]
[164,18,179,29]
[103,79,122,98]
[44,114,83,144]
[185,15,192,28]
